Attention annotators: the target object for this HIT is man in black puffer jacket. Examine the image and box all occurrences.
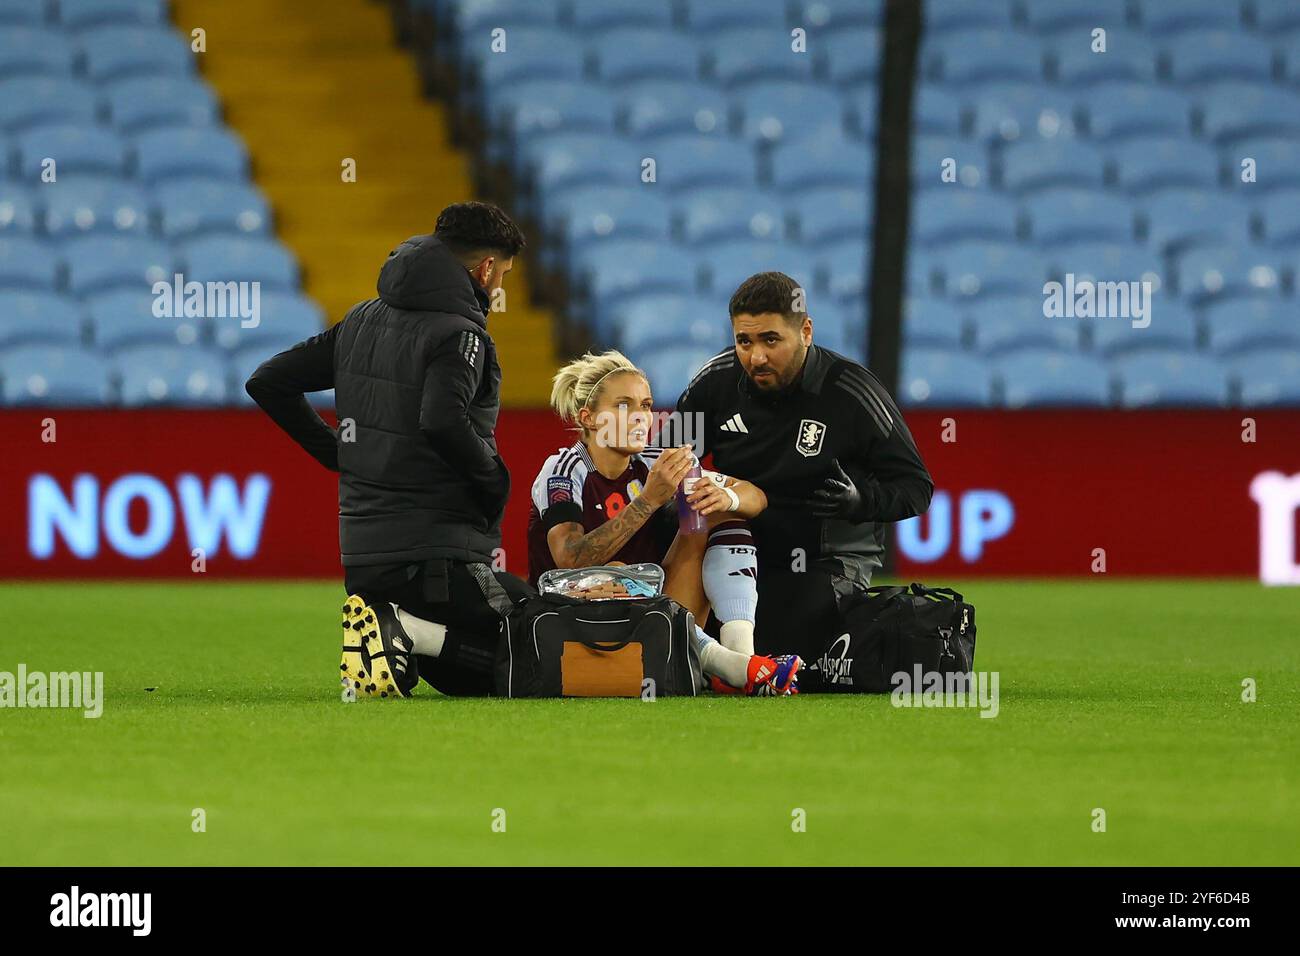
[246,202,533,698]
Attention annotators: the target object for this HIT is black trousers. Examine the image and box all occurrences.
[344,559,535,696]
[751,565,867,691]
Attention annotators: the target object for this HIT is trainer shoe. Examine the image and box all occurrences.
[708,654,803,696]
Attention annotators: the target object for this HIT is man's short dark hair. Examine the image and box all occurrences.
[435,201,526,259]
[728,271,807,326]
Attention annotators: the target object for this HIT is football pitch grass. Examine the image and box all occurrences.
[2,579,1296,867]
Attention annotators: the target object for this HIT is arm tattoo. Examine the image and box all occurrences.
[559,493,658,567]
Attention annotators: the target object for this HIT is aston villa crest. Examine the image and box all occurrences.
[795,418,827,457]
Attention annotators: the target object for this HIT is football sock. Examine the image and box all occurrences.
[703,520,758,656]
[691,625,749,688]
[395,606,446,658]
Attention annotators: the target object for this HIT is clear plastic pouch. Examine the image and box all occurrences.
[536,563,665,600]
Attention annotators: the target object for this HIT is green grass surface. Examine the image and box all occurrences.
[1,580,1296,866]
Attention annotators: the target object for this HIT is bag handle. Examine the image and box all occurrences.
[578,639,632,652]
[909,582,965,604]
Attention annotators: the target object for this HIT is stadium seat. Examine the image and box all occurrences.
[789,185,869,244]
[155,178,270,240]
[570,238,697,312]
[612,293,731,356]
[1000,139,1108,193]
[469,27,587,91]
[103,75,219,132]
[42,176,151,238]
[0,28,76,78]
[735,80,849,144]
[1081,82,1193,140]
[16,124,128,178]
[969,295,1080,355]
[1046,241,1163,291]
[63,234,171,295]
[997,350,1113,408]
[567,0,673,33]
[133,126,249,183]
[0,0,50,26]
[0,345,112,406]
[1091,299,1201,356]
[939,240,1049,298]
[768,133,869,190]
[212,290,322,353]
[968,82,1079,143]
[0,235,60,289]
[912,134,987,188]
[927,30,1047,85]
[643,133,757,193]
[547,185,673,252]
[1111,137,1221,192]
[681,0,787,33]
[1252,0,1300,33]
[590,29,701,85]
[1175,243,1283,300]
[819,237,868,301]
[1204,298,1300,355]
[899,347,994,407]
[181,236,299,290]
[489,80,617,162]
[819,27,882,86]
[703,238,820,299]
[1227,137,1300,192]
[0,290,85,348]
[903,298,967,350]
[618,79,726,138]
[88,288,203,351]
[115,343,229,406]
[1139,0,1245,34]
[1139,189,1254,253]
[677,187,784,245]
[1024,0,1130,33]
[79,27,194,83]
[708,27,817,87]
[0,185,39,234]
[56,0,166,31]
[523,133,642,199]
[638,344,729,402]
[1115,349,1230,407]
[913,83,966,136]
[1256,188,1300,246]
[1201,82,1300,142]
[1163,29,1277,85]
[1053,34,1157,86]
[0,76,99,131]
[912,189,1020,245]
[1026,187,1137,246]
[1231,349,1300,406]
[921,0,1011,35]
[448,0,563,38]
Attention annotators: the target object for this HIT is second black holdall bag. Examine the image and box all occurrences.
[805,583,977,694]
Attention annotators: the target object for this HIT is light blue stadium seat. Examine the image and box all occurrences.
[820,27,881,86]
[921,0,1012,35]
[1046,241,1164,291]
[969,295,1079,355]
[1139,189,1254,253]
[104,75,218,132]
[182,236,299,290]
[1000,139,1108,193]
[42,175,150,237]
[808,299,859,356]
[1166,29,1278,84]
[912,134,987,188]
[913,189,1020,245]
[644,133,757,193]
[681,0,787,32]
[708,26,817,87]
[589,29,700,85]
[1053,34,1157,85]
[64,234,171,295]
[0,28,75,78]
[212,290,322,353]
[470,27,586,91]
[1082,82,1192,140]
[1025,0,1130,33]
[677,187,784,245]
[903,297,967,350]
[997,350,1113,408]
[16,124,128,178]
[900,347,994,407]
[704,238,819,299]
[79,27,193,83]
[490,80,617,162]
[768,133,868,190]
[914,84,965,136]
[1204,298,1300,354]
[1026,187,1137,245]
[968,82,1079,143]
[618,79,726,138]
[1091,299,1200,356]
[1229,137,1300,192]
[568,0,673,32]
[789,184,869,244]
[612,293,731,356]
[0,235,59,289]
[639,344,729,402]
[1112,136,1221,192]
[133,126,248,182]
[1139,0,1245,34]
[547,185,673,250]
[1115,349,1230,407]
[818,237,867,301]
[1281,33,1300,81]
[88,288,202,351]
[450,0,562,38]
[571,238,697,312]
[1231,348,1300,406]
[57,0,165,30]
[798,0,882,31]
[524,133,642,199]
[735,80,849,144]
[116,343,228,406]
[1256,188,1300,245]
[0,345,112,405]
[0,0,51,26]
[0,76,98,131]
[939,240,1048,298]
[1252,0,1300,33]
[0,185,38,234]
[0,290,84,347]
[155,178,269,240]
[927,29,1046,84]
[1175,243,1283,300]
[1201,82,1300,142]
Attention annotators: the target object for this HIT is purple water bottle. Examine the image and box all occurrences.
[676,454,707,535]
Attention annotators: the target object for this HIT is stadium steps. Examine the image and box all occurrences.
[168,0,558,405]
